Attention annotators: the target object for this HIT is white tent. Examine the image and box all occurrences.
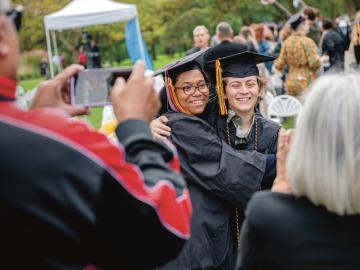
[44,0,146,77]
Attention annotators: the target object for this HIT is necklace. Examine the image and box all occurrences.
[225,115,259,248]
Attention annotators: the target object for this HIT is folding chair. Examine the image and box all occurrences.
[268,95,303,127]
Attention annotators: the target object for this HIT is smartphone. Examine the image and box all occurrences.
[70,67,132,107]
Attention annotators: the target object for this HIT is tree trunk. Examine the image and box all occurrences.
[151,42,157,61]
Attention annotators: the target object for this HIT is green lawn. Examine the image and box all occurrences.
[20,54,182,129]
[19,77,44,92]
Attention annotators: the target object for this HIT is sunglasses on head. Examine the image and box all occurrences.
[5,5,23,31]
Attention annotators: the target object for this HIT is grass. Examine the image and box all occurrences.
[20,54,182,129]
[19,77,44,92]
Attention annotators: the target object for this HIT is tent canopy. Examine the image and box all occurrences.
[44,0,153,77]
[44,0,137,30]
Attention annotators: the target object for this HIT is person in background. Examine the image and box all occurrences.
[238,26,259,52]
[349,12,360,67]
[0,1,191,269]
[40,56,48,77]
[335,15,351,50]
[185,25,210,56]
[252,23,274,72]
[215,21,234,44]
[320,19,345,72]
[204,22,236,63]
[77,45,87,68]
[88,38,101,68]
[236,72,360,270]
[272,25,293,95]
[274,13,321,97]
[303,6,321,46]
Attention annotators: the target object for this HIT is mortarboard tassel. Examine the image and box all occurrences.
[215,59,228,115]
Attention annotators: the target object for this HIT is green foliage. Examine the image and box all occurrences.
[19,49,48,80]
[13,0,355,63]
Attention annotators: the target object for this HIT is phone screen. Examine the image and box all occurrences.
[70,67,132,107]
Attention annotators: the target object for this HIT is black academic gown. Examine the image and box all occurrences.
[160,112,268,270]
[213,111,280,189]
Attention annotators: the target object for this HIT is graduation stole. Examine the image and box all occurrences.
[165,71,192,115]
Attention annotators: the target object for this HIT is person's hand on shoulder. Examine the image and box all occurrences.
[150,115,171,140]
[30,64,90,117]
[111,60,160,124]
[271,128,294,193]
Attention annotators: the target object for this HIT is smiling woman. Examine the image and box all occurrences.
[173,69,209,115]
[151,46,278,270]
[203,50,280,157]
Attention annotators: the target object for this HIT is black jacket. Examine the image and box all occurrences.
[237,192,360,270]
[322,29,345,71]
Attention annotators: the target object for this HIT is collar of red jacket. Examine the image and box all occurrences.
[0,76,16,100]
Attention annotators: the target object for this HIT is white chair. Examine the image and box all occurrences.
[268,95,303,127]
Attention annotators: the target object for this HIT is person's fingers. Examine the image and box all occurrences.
[158,122,171,132]
[128,60,146,81]
[154,127,171,137]
[160,124,171,132]
[55,64,84,85]
[153,133,167,140]
[158,115,169,124]
[286,129,295,147]
[111,77,126,102]
[278,128,286,150]
[64,104,90,117]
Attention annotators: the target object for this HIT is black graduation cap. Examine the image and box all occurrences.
[154,48,209,81]
[153,48,210,114]
[203,50,275,115]
[287,12,306,30]
[205,50,275,78]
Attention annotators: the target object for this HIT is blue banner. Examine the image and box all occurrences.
[125,18,153,70]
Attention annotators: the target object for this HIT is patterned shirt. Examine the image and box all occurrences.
[275,33,321,96]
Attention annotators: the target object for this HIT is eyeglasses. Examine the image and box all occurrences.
[175,82,209,95]
[5,5,23,31]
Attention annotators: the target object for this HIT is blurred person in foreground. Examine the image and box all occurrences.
[185,25,210,56]
[237,73,360,270]
[0,1,191,269]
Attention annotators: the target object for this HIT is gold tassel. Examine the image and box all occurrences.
[216,59,227,115]
[166,76,192,115]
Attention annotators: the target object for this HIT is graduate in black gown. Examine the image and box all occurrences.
[152,48,277,270]
[203,50,281,190]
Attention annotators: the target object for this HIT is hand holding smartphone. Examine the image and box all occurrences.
[70,67,132,107]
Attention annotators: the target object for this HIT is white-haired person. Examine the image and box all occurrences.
[236,73,360,270]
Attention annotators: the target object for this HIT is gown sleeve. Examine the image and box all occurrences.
[167,113,266,211]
